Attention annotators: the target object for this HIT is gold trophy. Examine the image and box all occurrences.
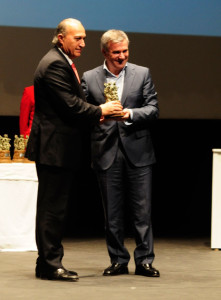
[12,135,31,163]
[104,82,125,117]
[0,134,12,163]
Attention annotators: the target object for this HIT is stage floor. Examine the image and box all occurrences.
[1,237,221,300]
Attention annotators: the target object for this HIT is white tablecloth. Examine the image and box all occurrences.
[0,163,38,251]
[211,149,221,249]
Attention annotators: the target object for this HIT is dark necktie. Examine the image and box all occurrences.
[71,63,80,83]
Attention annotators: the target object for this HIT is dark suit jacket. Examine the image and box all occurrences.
[81,63,159,170]
[26,46,101,169]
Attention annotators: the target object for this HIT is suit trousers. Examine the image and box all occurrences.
[35,163,75,272]
[96,145,155,266]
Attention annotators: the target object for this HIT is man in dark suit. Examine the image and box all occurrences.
[26,19,123,282]
[81,29,160,277]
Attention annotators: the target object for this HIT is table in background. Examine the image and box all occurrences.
[211,149,221,249]
[0,163,38,251]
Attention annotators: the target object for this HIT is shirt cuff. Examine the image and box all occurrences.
[124,109,133,125]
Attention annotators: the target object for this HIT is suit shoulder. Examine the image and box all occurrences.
[35,47,70,78]
[128,62,149,73]
[38,47,67,67]
[83,65,103,76]
[24,86,34,93]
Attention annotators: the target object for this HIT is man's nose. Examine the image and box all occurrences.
[80,40,85,48]
[119,52,125,59]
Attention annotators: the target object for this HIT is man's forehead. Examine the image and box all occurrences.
[66,24,85,35]
[74,32,86,37]
[109,41,128,50]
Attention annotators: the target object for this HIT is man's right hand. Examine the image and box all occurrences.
[100,101,123,116]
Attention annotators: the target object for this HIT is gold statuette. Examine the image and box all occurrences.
[0,134,12,163]
[104,82,119,102]
[104,82,125,117]
[12,135,31,163]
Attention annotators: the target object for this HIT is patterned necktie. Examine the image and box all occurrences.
[71,63,80,83]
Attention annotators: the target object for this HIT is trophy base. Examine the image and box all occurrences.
[0,150,12,163]
[105,111,126,119]
[12,150,26,163]
[12,150,33,163]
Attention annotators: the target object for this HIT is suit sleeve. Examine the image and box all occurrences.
[131,68,159,123]
[81,73,90,101]
[42,60,102,122]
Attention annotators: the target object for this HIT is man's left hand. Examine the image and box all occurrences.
[112,108,130,121]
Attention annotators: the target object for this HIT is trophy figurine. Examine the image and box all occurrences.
[104,82,125,117]
[12,134,31,163]
[0,134,12,163]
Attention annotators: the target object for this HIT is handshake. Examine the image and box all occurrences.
[100,101,130,122]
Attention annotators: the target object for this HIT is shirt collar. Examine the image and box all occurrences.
[103,60,127,77]
[57,47,73,65]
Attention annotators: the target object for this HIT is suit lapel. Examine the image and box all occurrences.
[121,63,135,105]
[96,67,106,98]
[54,46,81,87]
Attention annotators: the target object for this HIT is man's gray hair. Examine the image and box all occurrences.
[52,18,82,45]
[101,29,129,52]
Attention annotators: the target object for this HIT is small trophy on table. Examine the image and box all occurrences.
[104,82,125,118]
[0,134,12,163]
[12,135,31,163]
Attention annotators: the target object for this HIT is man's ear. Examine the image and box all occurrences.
[57,34,64,45]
